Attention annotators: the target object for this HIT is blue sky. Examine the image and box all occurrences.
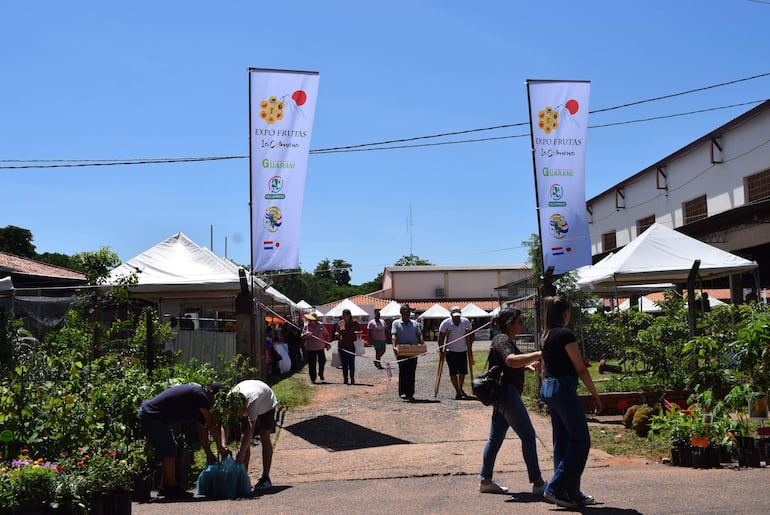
[2,1,769,285]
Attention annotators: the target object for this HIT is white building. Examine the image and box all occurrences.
[379,264,532,303]
[586,100,770,297]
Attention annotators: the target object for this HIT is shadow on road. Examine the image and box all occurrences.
[284,414,409,450]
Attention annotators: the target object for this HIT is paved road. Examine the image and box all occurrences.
[133,342,769,514]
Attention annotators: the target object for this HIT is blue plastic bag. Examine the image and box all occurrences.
[196,462,219,497]
[197,455,252,499]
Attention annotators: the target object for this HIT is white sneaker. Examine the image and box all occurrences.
[479,480,509,494]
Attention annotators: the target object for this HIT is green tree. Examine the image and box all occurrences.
[394,254,433,266]
[358,272,384,293]
[330,259,352,286]
[314,258,333,281]
[0,225,36,258]
[522,233,542,281]
[36,252,74,269]
[70,247,121,285]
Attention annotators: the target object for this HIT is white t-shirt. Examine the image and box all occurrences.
[230,380,278,422]
[439,316,472,352]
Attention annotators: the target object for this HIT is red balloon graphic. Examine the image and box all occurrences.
[565,99,579,115]
[292,90,307,106]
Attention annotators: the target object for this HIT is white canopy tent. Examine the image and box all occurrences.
[106,232,297,314]
[418,303,451,319]
[577,223,758,292]
[379,300,402,318]
[462,302,491,318]
[618,296,663,313]
[296,300,313,312]
[322,298,368,319]
[618,293,726,313]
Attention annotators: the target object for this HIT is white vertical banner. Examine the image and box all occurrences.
[527,80,591,275]
[250,68,320,272]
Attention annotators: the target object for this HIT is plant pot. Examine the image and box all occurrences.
[707,446,721,468]
[718,445,734,464]
[133,475,152,502]
[670,447,681,467]
[671,447,692,467]
[90,490,132,515]
[691,447,711,469]
[739,447,762,468]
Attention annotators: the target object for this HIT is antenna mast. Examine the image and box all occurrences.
[407,205,414,256]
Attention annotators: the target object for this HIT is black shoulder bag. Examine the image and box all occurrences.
[471,347,503,406]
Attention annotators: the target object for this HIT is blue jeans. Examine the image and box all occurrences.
[480,383,542,484]
[540,376,590,497]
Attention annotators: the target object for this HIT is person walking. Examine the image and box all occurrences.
[228,379,278,489]
[334,309,360,384]
[367,308,388,369]
[540,295,602,509]
[391,304,424,401]
[478,308,546,496]
[301,313,330,383]
[437,306,474,399]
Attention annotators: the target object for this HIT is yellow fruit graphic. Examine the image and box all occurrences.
[537,106,559,134]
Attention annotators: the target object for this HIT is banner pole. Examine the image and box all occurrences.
[248,68,265,378]
[525,80,546,273]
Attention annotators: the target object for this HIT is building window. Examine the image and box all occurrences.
[746,168,770,203]
[683,195,708,224]
[601,231,617,252]
[636,215,655,236]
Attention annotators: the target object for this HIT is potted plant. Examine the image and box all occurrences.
[724,384,762,467]
[73,445,139,515]
[650,402,694,467]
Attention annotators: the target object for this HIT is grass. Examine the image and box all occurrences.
[267,372,314,410]
[589,424,671,463]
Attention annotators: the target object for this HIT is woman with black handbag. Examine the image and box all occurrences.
[478,308,546,496]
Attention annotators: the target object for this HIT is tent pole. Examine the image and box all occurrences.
[686,260,701,338]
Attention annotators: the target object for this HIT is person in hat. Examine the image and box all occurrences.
[391,304,424,401]
[437,306,474,399]
[137,382,230,498]
[301,312,330,383]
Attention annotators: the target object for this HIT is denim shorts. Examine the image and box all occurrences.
[138,409,177,459]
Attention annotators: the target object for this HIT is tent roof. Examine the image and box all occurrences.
[379,300,402,318]
[108,232,241,290]
[577,223,758,291]
[296,300,313,310]
[322,298,368,318]
[418,303,451,319]
[618,296,663,313]
[462,302,491,317]
[0,276,13,292]
[106,232,296,311]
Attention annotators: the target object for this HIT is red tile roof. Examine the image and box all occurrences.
[319,295,506,314]
[0,251,86,281]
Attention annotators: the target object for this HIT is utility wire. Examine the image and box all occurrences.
[2,72,769,169]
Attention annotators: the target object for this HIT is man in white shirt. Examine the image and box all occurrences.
[437,306,474,399]
[229,380,278,489]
